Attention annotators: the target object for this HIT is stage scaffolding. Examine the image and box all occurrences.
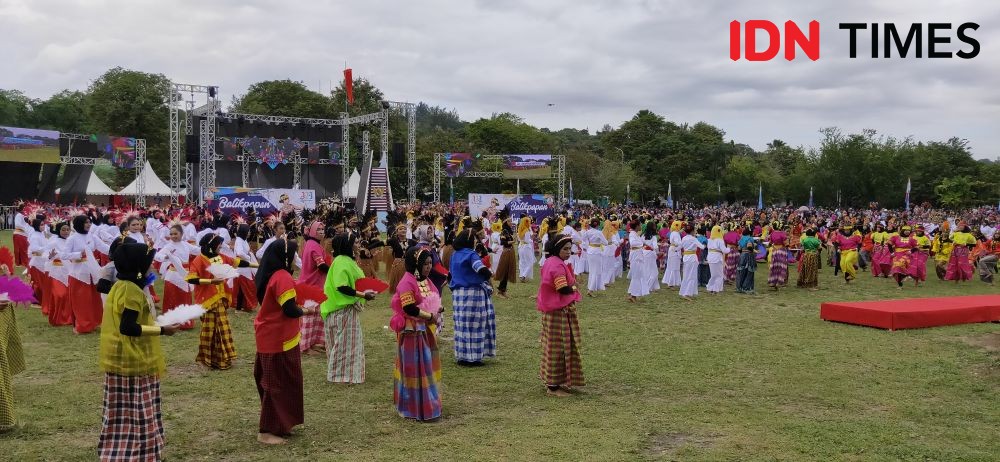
[61,133,147,206]
[432,154,566,206]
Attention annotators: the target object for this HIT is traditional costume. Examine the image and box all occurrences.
[735,233,757,294]
[537,235,583,395]
[449,229,497,365]
[678,230,704,298]
[188,233,253,370]
[706,226,730,293]
[797,232,821,289]
[946,226,976,281]
[322,233,368,384]
[391,247,443,420]
[298,222,330,353]
[154,235,199,330]
[767,225,789,289]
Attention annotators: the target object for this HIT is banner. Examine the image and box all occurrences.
[205,187,316,215]
[94,135,136,168]
[502,154,552,179]
[0,126,60,163]
[442,152,475,177]
[468,193,555,223]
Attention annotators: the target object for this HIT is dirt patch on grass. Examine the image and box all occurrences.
[960,333,1000,353]
[647,432,719,459]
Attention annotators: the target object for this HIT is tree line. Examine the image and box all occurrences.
[2,66,997,208]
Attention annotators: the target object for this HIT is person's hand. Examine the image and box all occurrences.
[363,290,377,301]
[161,325,180,336]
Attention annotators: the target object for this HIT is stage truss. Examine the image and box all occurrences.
[432,154,566,206]
[167,80,419,204]
[61,133,147,206]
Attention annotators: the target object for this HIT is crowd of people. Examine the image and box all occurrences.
[0,197,998,460]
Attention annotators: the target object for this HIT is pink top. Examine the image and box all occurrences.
[297,239,329,287]
[889,234,916,251]
[723,231,741,246]
[770,231,787,246]
[835,233,862,250]
[390,272,441,333]
[537,256,581,313]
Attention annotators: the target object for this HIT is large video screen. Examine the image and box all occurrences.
[0,126,60,163]
[502,154,552,179]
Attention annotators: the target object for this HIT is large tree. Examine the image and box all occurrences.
[230,80,334,118]
[0,89,32,126]
[31,90,89,133]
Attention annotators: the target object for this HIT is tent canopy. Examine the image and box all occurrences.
[342,169,360,199]
[87,171,115,195]
[117,161,178,196]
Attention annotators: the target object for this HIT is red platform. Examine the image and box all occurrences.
[820,295,1000,330]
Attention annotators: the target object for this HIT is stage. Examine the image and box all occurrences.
[820,295,1000,330]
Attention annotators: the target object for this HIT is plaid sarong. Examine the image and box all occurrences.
[324,304,365,383]
[196,302,237,370]
[767,248,789,287]
[540,308,584,388]
[98,373,163,462]
[394,325,442,420]
[254,348,304,435]
[298,311,326,352]
[0,306,25,432]
[451,284,497,362]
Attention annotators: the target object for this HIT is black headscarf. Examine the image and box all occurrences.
[453,228,477,250]
[545,233,573,258]
[72,215,89,234]
[54,222,70,239]
[331,232,356,259]
[404,246,433,280]
[235,223,250,241]
[112,241,155,287]
[200,233,222,257]
[255,239,298,300]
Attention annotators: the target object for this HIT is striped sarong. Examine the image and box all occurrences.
[724,250,739,282]
[767,248,789,287]
[394,324,441,420]
[298,310,325,352]
[0,305,25,432]
[196,301,237,370]
[255,348,304,435]
[540,307,584,388]
[324,304,365,383]
[98,373,163,462]
[451,284,497,363]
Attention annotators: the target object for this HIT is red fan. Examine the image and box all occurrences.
[433,262,449,277]
[356,277,389,294]
[294,283,327,306]
[0,247,14,276]
[614,245,622,258]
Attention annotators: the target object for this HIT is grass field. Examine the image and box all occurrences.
[2,231,999,461]
[0,146,61,163]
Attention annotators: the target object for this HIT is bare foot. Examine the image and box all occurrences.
[257,433,287,445]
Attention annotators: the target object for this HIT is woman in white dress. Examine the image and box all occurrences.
[643,221,661,293]
[678,223,705,300]
[626,221,648,302]
[516,216,535,281]
[662,220,683,287]
[705,225,730,294]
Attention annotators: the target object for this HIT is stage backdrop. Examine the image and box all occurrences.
[0,126,60,163]
[205,187,316,215]
[468,193,555,222]
[502,154,552,179]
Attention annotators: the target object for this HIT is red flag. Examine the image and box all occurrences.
[343,68,354,105]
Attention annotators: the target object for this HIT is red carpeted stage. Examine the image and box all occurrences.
[820,295,1000,330]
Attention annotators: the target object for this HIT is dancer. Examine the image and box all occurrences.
[230,223,259,312]
[696,225,710,288]
[871,223,891,277]
[98,240,179,461]
[253,238,316,445]
[767,222,789,290]
[796,228,821,290]
[626,220,647,302]
[723,225,741,283]
[154,224,199,330]
[0,290,25,433]
[661,220,683,287]
[932,221,953,280]
[678,223,704,300]
[449,228,497,366]
[386,224,408,293]
[187,233,255,370]
[390,247,442,421]
[517,216,535,282]
[493,213,517,299]
[945,223,976,282]
[582,217,607,296]
[888,225,917,288]
[975,231,999,284]
[537,234,583,397]
[643,221,661,293]
[298,221,330,354]
[705,225,730,294]
[64,215,104,334]
[834,224,862,283]
[911,225,932,285]
[322,232,376,384]
[735,228,757,294]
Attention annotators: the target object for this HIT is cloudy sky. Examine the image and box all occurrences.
[2,0,998,157]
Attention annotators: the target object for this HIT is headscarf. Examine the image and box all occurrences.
[453,228,477,250]
[112,242,155,287]
[72,215,89,234]
[710,225,724,240]
[235,223,250,240]
[331,231,356,258]
[305,220,324,241]
[517,216,532,239]
[254,239,298,300]
[54,222,70,239]
[199,233,222,257]
[544,233,573,259]
[404,246,432,280]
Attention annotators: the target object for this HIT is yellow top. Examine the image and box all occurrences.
[951,232,976,246]
[932,236,953,263]
[871,231,890,244]
[100,281,165,376]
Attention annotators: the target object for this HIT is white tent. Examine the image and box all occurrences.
[117,161,177,196]
[87,171,116,195]
[341,169,360,199]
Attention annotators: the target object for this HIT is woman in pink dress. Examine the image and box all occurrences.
[297,221,330,353]
[537,234,583,397]
[888,226,917,288]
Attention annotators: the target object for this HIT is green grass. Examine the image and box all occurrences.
[2,230,999,461]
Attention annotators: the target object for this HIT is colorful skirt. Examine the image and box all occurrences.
[945,246,973,281]
[0,305,25,432]
[255,348,304,436]
[911,251,929,281]
[196,302,237,370]
[97,373,163,462]
[540,307,584,388]
[324,304,365,384]
[69,277,103,334]
[889,251,912,277]
[299,310,325,352]
[796,251,819,288]
[452,284,497,363]
[735,251,756,294]
[723,249,739,282]
[46,277,73,327]
[394,325,442,421]
[767,248,789,287]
